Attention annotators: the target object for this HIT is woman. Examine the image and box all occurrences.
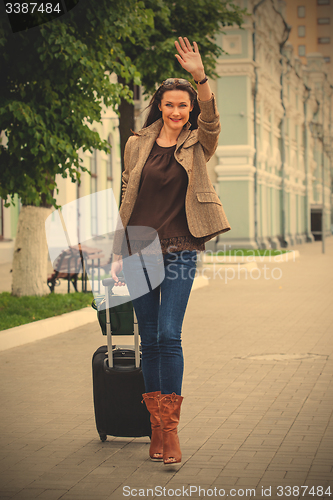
[111,37,230,465]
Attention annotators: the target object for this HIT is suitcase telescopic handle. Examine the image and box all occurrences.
[104,276,140,370]
[105,283,113,368]
[102,277,125,287]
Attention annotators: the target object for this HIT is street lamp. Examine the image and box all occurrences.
[309,121,325,254]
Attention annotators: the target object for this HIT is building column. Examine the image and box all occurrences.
[215,144,257,249]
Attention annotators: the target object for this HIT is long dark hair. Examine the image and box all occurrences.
[143,79,200,130]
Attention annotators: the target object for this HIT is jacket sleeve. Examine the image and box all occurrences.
[197,93,221,162]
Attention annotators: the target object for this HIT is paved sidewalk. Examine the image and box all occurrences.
[0,239,332,500]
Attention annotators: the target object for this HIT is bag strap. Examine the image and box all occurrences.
[110,308,121,333]
[102,276,139,369]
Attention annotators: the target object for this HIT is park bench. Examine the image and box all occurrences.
[47,247,82,293]
[47,244,109,294]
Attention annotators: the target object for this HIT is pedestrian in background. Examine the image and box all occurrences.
[111,37,230,464]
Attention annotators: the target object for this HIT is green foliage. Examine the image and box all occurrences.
[0,0,248,207]
[0,291,94,330]
[0,0,154,207]
[123,0,249,95]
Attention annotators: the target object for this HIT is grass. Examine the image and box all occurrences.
[212,249,291,256]
[0,292,94,331]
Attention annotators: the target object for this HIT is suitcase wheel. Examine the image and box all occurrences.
[99,433,107,442]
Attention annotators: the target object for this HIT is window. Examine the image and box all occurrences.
[317,0,330,4]
[298,45,306,56]
[318,17,330,24]
[133,85,141,101]
[90,149,98,235]
[298,25,306,37]
[107,148,113,185]
[318,37,330,43]
[324,56,331,62]
[90,149,98,192]
[298,6,305,17]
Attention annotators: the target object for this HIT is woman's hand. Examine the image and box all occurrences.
[111,256,125,286]
[175,36,212,102]
[174,37,205,82]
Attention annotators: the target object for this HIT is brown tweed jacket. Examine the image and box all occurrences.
[113,94,231,254]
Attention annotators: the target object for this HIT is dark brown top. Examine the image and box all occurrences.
[127,142,205,254]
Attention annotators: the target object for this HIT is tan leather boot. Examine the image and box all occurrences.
[159,393,183,465]
[142,391,163,460]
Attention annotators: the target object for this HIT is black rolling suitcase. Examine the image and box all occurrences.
[92,277,151,442]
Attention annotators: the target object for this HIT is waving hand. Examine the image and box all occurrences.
[174,37,205,82]
[174,36,212,101]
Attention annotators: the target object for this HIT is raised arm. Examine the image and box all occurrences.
[174,37,212,101]
[175,37,220,160]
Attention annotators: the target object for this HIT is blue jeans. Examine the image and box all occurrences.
[123,250,197,395]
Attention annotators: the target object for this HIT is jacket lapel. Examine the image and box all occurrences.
[175,123,191,152]
[133,119,163,177]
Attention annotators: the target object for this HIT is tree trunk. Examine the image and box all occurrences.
[118,77,135,175]
[12,205,52,297]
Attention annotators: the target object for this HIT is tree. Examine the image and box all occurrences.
[0,0,154,296]
[117,0,248,171]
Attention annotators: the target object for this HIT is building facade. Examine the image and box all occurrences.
[212,0,333,249]
[285,0,333,82]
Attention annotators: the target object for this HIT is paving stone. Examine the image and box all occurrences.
[9,488,46,500]
[0,491,19,500]
[1,239,333,498]
[33,492,68,500]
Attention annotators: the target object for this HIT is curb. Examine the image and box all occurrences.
[0,307,97,352]
[0,275,209,352]
[202,250,300,264]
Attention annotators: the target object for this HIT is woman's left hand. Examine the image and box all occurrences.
[174,37,205,82]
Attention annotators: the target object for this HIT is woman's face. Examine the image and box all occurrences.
[158,90,193,134]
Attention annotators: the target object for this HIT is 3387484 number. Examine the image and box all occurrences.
[277,485,331,496]
[5,3,61,14]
